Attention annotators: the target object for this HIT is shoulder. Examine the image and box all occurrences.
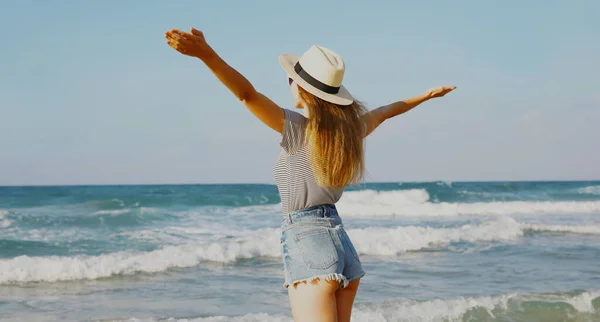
[283,108,307,125]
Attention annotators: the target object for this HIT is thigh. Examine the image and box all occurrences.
[288,278,340,322]
[335,279,360,322]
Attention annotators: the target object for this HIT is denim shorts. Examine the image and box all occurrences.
[280,204,365,289]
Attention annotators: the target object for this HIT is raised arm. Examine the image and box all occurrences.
[165,27,284,133]
[363,86,456,136]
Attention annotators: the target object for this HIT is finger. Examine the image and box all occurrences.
[190,27,203,36]
[166,40,180,51]
[166,39,182,49]
[441,86,455,93]
[166,39,185,51]
[166,34,193,48]
[167,41,189,55]
[166,31,187,41]
[171,29,194,40]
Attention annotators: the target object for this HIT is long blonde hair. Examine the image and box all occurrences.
[297,87,368,189]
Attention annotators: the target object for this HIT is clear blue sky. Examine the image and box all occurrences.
[1,0,598,185]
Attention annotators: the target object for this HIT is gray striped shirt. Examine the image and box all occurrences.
[273,109,344,214]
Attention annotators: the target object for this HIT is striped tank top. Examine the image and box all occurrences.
[273,109,344,214]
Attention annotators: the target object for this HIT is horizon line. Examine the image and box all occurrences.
[1,178,599,188]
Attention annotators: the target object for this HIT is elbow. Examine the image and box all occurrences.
[238,89,257,103]
[375,108,390,124]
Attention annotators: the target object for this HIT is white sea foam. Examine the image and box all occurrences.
[577,185,600,195]
[111,198,126,207]
[92,209,132,216]
[0,227,281,283]
[563,291,600,313]
[457,190,516,198]
[524,223,600,234]
[347,216,523,255]
[0,219,12,228]
[227,204,281,216]
[116,224,245,245]
[112,291,600,322]
[0,210,12,228]
[3,227,94,242]
[2,217,599,283]
[225,188,600,218]
[91,207,159,216]
[334,189,600,217]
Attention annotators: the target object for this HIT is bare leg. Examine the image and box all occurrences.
[335,279,360,322]
[287,278,340,322]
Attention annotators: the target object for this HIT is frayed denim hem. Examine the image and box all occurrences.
[283,273,349,289]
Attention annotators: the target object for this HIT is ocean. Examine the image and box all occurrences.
[1,181,599,322]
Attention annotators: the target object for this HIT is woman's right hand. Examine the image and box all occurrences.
[165,27,214,60]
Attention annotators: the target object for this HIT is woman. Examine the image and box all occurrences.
[165,27,455,322]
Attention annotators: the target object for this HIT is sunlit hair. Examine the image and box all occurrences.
[297,86,368,189]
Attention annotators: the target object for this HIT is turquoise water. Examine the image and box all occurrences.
[1,181,600,321]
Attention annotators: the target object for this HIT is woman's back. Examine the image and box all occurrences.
[273,109,344,214]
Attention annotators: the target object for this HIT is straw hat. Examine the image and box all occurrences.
[279,45,354,106]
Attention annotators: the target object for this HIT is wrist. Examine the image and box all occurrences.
[197,46,218,62]
[422,91,433,101]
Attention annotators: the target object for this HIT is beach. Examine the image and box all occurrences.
[1,181,599,321]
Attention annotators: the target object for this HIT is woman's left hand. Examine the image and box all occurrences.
[426,86,457,99]
[165,27,214,60]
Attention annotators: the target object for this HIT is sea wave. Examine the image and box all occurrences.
[4,217,599,283]
[351,290,600,322]
[91,207,159,216]
[108,290,600,322]
[334,189,600,217]
[0,210,12,228]
[5,187,600,225]
[348,216,523,255]
[524,223,600,234]
[0,227,281,283]
[577,185,600,195]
